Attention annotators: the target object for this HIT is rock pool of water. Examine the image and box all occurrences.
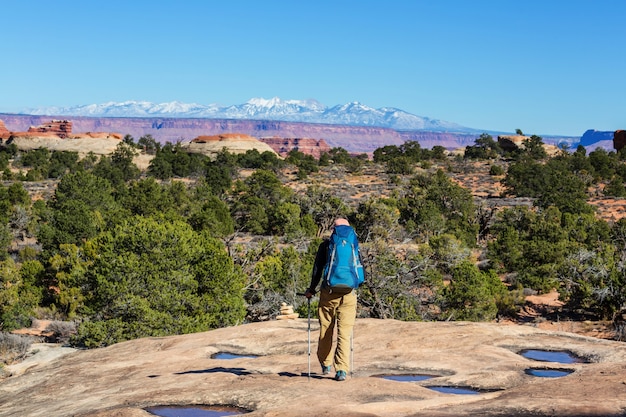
[145,405,244,416]
[425,386,481,395]
[519,349,586,363]
[211,352,258,360]
[525,368,574,378]
[377,374,437,382]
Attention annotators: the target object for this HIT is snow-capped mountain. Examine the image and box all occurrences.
[21,97,475,132]
[23,101,221,118]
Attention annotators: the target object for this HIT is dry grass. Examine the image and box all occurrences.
[0,333,33,365]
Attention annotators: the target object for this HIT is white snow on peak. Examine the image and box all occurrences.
[18,98,474,132]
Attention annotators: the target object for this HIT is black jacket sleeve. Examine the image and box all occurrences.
[308,240,328,293]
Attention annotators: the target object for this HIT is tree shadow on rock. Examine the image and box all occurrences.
[175,367,252,376]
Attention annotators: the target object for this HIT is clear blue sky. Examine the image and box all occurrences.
[1,0,624,136]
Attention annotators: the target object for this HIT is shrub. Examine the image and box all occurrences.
[46,320,77,344]
[0,332,33,365]
[614,322,626,342]
[489,165,505,176]
[443,261,504,321]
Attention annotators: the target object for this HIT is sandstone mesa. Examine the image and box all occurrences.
[0,119,333,160]
[0,114,482,154]
[2,117,624,160]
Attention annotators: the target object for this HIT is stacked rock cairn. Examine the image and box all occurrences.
[276,302,299,320]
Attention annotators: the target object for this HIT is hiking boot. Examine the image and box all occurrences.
[321,365,332,375]
[335,370,347,381]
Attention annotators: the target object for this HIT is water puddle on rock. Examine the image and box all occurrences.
[519,349,586,364]
[211,352,258,360]
[375,374,482,395]
[525,368,574,378]
[377,374,437,382]
[145,405,245,417]
[425,386,481,395]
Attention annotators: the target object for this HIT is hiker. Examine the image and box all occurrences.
[304,217,365,381]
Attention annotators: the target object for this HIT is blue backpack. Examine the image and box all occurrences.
[323,225,365,291]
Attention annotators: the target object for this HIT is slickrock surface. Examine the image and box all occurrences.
[186,134,278,157]
[2,319,626,417]
[8,135,122,155]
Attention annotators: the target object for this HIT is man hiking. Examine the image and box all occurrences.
[305,218,365,381]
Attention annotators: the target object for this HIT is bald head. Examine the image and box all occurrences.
[334,218,350,227]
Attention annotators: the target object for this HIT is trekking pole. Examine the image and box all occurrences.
[297,292,312,380]
[351,291,357,379]
[307,295,311,380]
[350,326,354,379]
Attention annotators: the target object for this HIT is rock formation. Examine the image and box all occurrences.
[0,119,124,156]
[26,119,73,138]
[6,119,123,141]
[2,319,626,417]
[577,129,621,152]
[614,130,626,152]
[0,114,588,156]
[497,134,528,152]
[0,114,491,155]
[0,120,10,140]
[579,129,615,147]
[275,302,299,320]
[259,137,331,158]
[497,134,559,156]
[185,134,278,157]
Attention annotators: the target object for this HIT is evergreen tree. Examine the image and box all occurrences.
[73,217,245,347]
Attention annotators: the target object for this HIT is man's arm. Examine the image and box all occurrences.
[305,240,327,298]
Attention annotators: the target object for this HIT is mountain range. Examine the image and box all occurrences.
[5,97,591,153]
[20,97,487,133]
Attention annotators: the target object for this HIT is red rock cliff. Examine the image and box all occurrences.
[1,118,123,145]
[259,137,331,158]
[192,133,252,143]
[0,114,484,155]
[26,119,73,138]
[0,120,10,140]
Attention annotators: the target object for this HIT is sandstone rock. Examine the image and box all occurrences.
[279,303,293,315]
[2,319,626,417]
[185,134,278,157]
[2,133,151,170]
[0,118,125,157]
[0,114,505,155]
[275,313,299,320]
[6,135,122,156]
[10,319,55,339]
[26,119,73,138]
[276,303,299,320]
[259,136,331,158]
[74,131,124,140]
[0,120,10,140]
[497,134,528,152]
[498,134,559,156]
[614,130,626,152]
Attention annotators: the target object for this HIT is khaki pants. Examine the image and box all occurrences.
[317,287,357,373]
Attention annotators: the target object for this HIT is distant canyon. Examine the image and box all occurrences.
[2,113,616,158]
[0,113,506,155]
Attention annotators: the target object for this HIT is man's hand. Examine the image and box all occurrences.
[304,288,315,299]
